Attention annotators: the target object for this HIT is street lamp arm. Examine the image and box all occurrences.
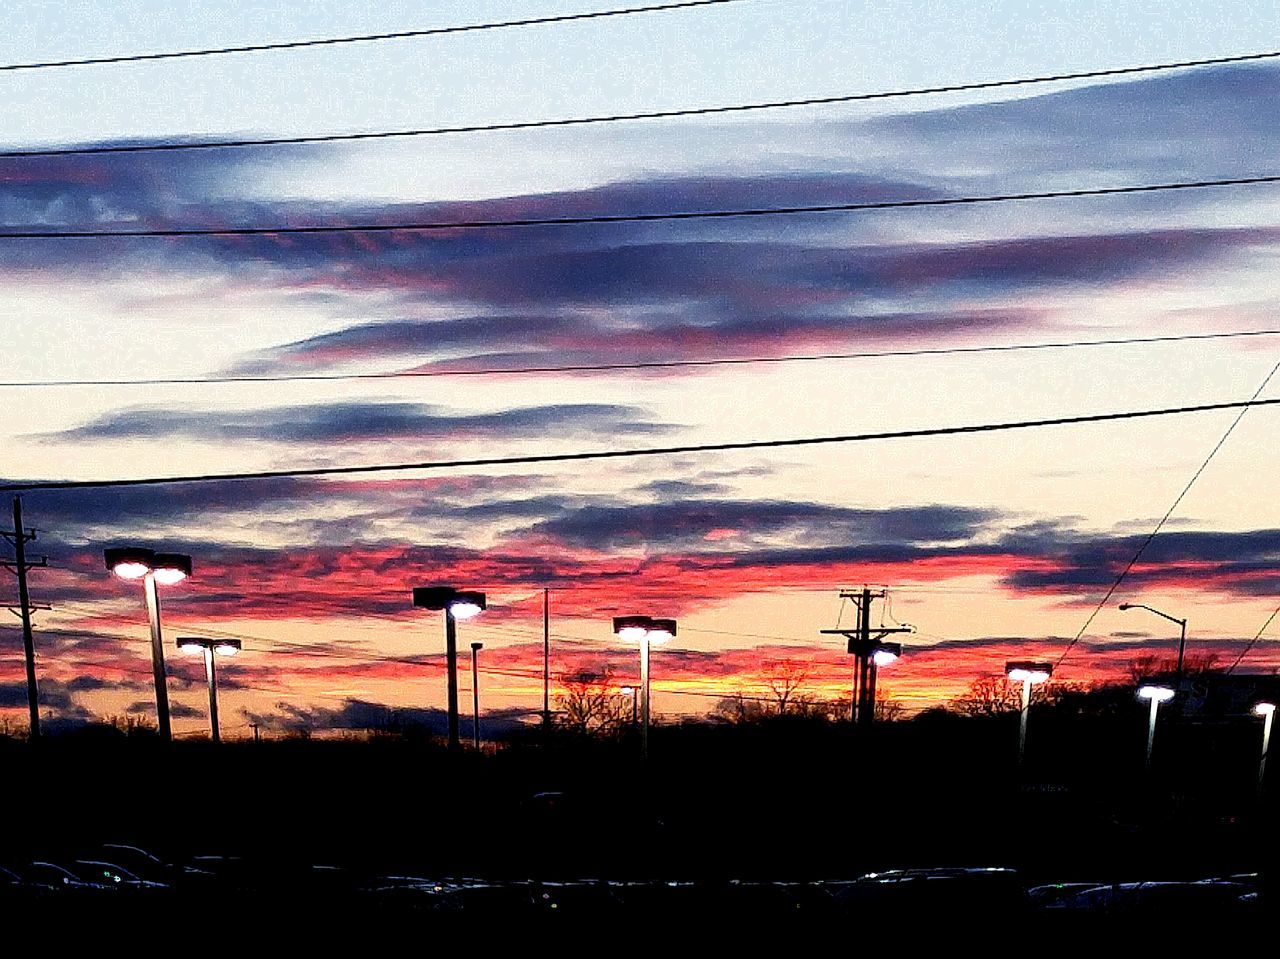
[1119,603,1186,628]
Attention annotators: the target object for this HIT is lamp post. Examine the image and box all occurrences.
[412,586,486,752]
[176,637,241,743]
[1006,661,1053,766]
[470,641,483,750]
[1119,603,1188,684]
[1255,702,1275,797]
[613,615,675,760]
[104,547,192,744]
[620,685,638,725]
[1137,684,1175,772]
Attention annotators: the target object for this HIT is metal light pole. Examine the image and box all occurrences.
[177,637,241,742]
[1138,684,1174,772]
[1255,702,1275,798]
[413,586,486,752]
[621,685,638,725]
[471,641,483,750]
[106,547,192,744]
[1119,603,1188,684]
[1006,661,1052,766]
[614,616,675,760]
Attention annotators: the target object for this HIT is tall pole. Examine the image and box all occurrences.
[1018,677,1032,766]
[471,642,482,750]
[143,572,172,743]
[203,646,220,744]
[639,634,651,760]
[1144,697,1160,773]
[1176,619,1187,686]
[1260,709,1274,798]
[10,497,40,740]
[858,587,872,726]
[445,609,460,751]
[542,588,551,733]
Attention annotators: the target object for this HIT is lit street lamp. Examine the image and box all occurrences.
[1006,661,1053,765]
[1137,684,1175,772]
[470,641,483,750]
[613,615,675,760]
[620,685,638,725]
[104,547,193,743]
[412,586,486,752]
[1255,702,1275,797]
[176,637,241,743]
[1119,603,1188,684]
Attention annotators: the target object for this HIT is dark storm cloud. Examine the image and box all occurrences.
[524,501,998,551]
[40,400,673,445]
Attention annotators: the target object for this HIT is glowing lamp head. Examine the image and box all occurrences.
[613,615,652,641]
[1118,603,1133,611]
[1254,702,1276,717]
[646,618,677,644]
[177,639,205,656]
[214,641,242,657]
[413,586,486,618]
[447,591,486,620]
[150,552,192,585]
[620,686,636,695]
[872,648,899,668]
[1138,684,1175,703]
[1006,661,1053,684]
[104,546,155,580]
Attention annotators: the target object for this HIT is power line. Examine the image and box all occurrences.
[3,327,1276,390]
[1055,361,1280,669]
[0,1,745,73]
[5,48,1277,159]
[4,395,1279,493]
[1228,606,1280,673]
[3,174,1278,239]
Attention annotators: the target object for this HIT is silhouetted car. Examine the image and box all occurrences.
[23,862,108,891]
[71,860,168,890]
[829,867,1026,918]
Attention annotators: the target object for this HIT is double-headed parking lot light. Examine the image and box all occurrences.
[176,637,241,743]
[613,615,676,759]
[1006,661,1053,765]
[104,546,194,744]
[1137,684,1175,772]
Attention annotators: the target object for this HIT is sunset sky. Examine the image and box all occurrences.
[2,0,1279,737]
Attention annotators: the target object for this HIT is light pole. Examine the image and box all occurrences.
[470,641,483,750]
[620,685,638,725]
[1255,702,1275,798]
[176,637,241,743]
[1137,684,1175,772]
[412,586,486,752]
[1119,603,1188,684]
[613,615,675,760]
[105,547,192,744]
[1006,661,1052,766]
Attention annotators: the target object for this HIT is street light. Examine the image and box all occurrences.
[104,547,193,743]
[1119,603,1188,684]
[1254,702,1275,797]
[412,586,486,752]
[1137,684,1175,772]
[470,641,483,750]
[620,685,638,725]
[1006,661,1053,765]
[613,615,675,760]
[176,637,241,743]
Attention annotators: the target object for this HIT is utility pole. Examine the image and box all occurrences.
[471,641,483,750]
[250,722,260,743]
[3,497,46,741]
[821,587,911,727]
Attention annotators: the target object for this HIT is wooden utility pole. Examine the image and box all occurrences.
[3,497,46,741]
[821,587,911,726]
